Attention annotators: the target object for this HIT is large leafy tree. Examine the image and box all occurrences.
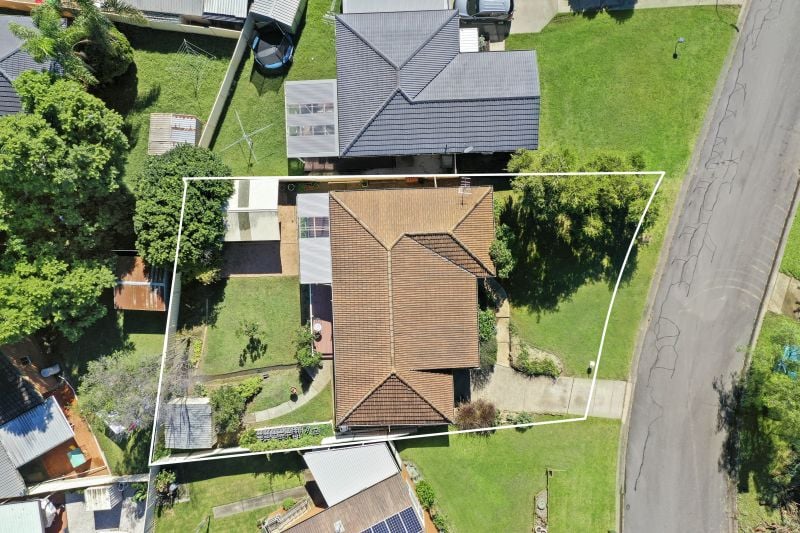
[496,147,659,311]
[0,73,127,346]
[10,0,141,86]
[132,145,233,283]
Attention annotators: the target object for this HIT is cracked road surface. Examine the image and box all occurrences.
[623,1,800,531]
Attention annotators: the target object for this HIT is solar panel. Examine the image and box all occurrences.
[400,507,423,533]
[386,514,405,533]
[371,523,390,533]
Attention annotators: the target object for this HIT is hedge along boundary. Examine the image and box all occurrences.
[198,15,255,148]
[148,171,665,467]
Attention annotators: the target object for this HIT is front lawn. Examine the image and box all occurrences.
[155,454,304,532]
[398,418,619,532]
[505,7,739,379]
[112,26,234,184]
[211,0,339,175]
[200,277,301,375]
[246,368,307,414]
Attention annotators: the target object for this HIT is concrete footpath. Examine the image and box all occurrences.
[244,361,332,425]
[471,365,629,419]
[212,486,308,518]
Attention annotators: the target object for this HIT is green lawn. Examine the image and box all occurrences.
[246,368,306,414]
[113,25,234,184]
[155,454,304,533]
[264,383,333,426]
[505,7,739,379]
[780,213,800,279]
[398,418,619,532]
[210,0,339,175]
[200,277,301,375]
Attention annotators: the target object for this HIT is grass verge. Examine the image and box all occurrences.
[155,454,304,532]
[398,418,619,532]
[505,7,739,379]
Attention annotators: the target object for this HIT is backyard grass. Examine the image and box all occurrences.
[113,25,234,184]
[246,368,307,414]
[264,383,333,426]
[504,7,739,379]
[155,454,304,533]
[398,418,619,532]
[210,0,339,175]
[201,277,301,375]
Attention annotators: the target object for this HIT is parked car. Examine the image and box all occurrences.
[454,0,514,23]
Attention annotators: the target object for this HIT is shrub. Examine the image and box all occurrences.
[236,376,263,402]
[294,325,321,369]
[490,223,516,279]
[455,399,497,430]
[154,469,176,494]
[415,480,436,510]
[210,386,246,439]
[132,482,148,502]
[282,498,296,511]
[190,339,202,367]
[479,336,497,369]
[513,347,560,379]
[478,309,496,342]
[513,412,535,425]
[432,511,451,533]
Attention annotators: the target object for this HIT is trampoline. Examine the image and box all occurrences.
[251,22,294,71]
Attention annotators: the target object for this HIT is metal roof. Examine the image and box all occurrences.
[0,445,26,498]
[250,0,307,33]
[0,501,44,533]
[302,443,399,506]
[342,0,448,13]
[285,80,340,158]
[203,0,247,18]
[0,356,43,426]
[227,179,279,211]
[225,179,281,241]
[0,396,74,467]
[163,398,215,450]
[84,484,123,511]
[127,0,204,16]
[298,194,332,284]
[147,113,201,156]
[334,9,540,157]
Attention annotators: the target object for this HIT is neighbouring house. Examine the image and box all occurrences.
[224,178,281,242]
[284,9,539,160]
[279,443,424,532]
[0,15,60,116]
[114,254,169,312]
[321,186,495,430]
[124,0,248,29]
[147,113,202,155]
[163,397,216,450]
[0,500,56,532]
[342,0,449,14]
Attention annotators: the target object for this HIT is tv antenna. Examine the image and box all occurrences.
[219,110,272,168]
[458,176,472,206]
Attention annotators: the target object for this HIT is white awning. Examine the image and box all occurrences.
[302,443,399,506]
[225,179,281,242]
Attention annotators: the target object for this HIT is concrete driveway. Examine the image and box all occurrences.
[623,1,800,531]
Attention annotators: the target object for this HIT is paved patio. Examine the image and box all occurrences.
[471,365,629,419]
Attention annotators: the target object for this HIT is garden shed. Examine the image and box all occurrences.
[84,485,123,511]
[224,179,281,242]
[250,0,308,34]
[114,255,169,312]
[147,113,202,156]
[163,397,215,449]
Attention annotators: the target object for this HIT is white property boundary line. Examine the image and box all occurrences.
[148,171,665,467]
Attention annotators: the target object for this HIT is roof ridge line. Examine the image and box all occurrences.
[337,373,393,424]
[341,89,404,156]
[408,232,492,277]
[329,192,390,250]
[394,371,451,422]
[452,186,491,231]
[335,15,402,69]
[397,10,458,70]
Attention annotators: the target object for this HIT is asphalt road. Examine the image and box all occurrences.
[623,1,800,531]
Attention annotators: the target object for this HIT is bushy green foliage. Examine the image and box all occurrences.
[132,145,232,282]
[210,386,247,438]
[432,511,451,533]
[479,336,497,369]
[294,324,321,369]
[455,399,497,430]
[11,0,138,85]
[513,347,560,379]
[239,424,333,451]
[154,469,176,493]
[478,309,496,342]
[78,349,161,429]
[490,223,516,279]
[235,377,263,402]
[282,498,296,511]
[415,480,436,510]
[513,412,535,425]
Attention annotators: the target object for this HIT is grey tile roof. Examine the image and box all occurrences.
[164,398,215,449]
[334,9,540,157]
[0,356,43,426]
[0,444,26,498]
[0,396,74,467]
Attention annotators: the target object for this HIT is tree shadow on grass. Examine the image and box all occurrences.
[497,192,643,315]
[179,278,229,331]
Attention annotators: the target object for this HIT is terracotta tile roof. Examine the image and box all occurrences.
[330,187,494,427]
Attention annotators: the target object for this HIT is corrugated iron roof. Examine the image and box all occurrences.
[0,501,44,532]
[128,0,204,16]
[147,113,201,156]
[330,187,495,427]
[114,256,168,312]
[0,445,26,498]
[334,9,540,157]
[163,398,215,450]
[302,443,398,506]
[250,0,306,33]
[203,0,247,18]
[0,396,74,467]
